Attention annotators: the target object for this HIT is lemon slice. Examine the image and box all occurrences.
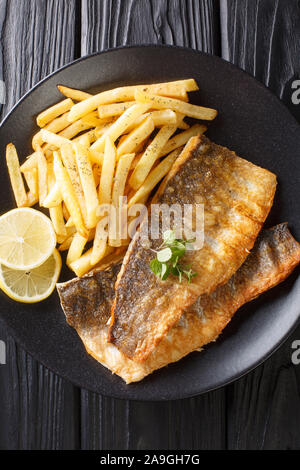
[0,208,56,270]
[0,249,61,303]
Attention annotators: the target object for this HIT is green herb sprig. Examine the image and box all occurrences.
[149,230,197,283]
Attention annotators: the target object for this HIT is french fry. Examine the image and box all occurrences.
[98,101,135,119]
[58,119,92,141]
[77,134,90,149]
[112,153,135,207]
[37,147,48,205]
[26,192,39,207]
[23,168,38,197]
[37,98,74,128]
[57,85,92,101]
[32,112,71,150]
[116,116,155,158]
[68,80,198,122]
[90,103,151,156]
[98,137,116,205]
[129,125,177,190]
[53,151,88,238]
[6,144,28,207]
[125,110,184,133]
[160,123,207,157]
[40,129,70,148]
[91,216,109,265]
[56,226,76,244]
[67,232,89,266]
[128,147,183,207]
[60,143,87,225]
[59,234,75,252]
[109,153,135,246]
[69,247,93,276]
[70,244,115,277]
[62,203,70,221]
[81,113,106,127]
[49,204,67,237]
[93,164,101,188]
[135,90,217,121]
[42,183,62,208]
[73,143,99,229]
[20,153,38,173]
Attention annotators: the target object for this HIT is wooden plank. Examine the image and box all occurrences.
[221,0,300,450]
[0,0,79,450]
[80,0,225,451]
[81,0,220,55]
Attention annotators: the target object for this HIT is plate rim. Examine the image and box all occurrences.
[0,44,299,401]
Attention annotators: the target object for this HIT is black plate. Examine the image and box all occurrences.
[0,45,299,401]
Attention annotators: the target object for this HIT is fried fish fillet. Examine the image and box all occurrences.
[57,224,300,383]
[109,135,277,362]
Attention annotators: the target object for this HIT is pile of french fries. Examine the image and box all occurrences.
[5,79,217,277]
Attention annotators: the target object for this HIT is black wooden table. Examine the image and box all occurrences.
[0,0,300,450]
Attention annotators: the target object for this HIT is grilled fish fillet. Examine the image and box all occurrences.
[57,224,300,383]
[109,135,277,361]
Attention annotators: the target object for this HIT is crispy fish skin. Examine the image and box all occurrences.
[58,224,300,383]
[57,261,122,332]
[109,135,277,362]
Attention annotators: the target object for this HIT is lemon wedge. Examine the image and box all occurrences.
[0,249,61,303]
[0,208,56,270]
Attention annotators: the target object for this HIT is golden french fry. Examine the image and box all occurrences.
[59,234,75,252]
[125,110,185,133]
[56,226,76,244]
[109,153,135,246]
[6,144,28,207]
[42,183,62,208]
[37,147,48,205]
[93,164,101,188]
[70,244,115,277]
[20,153,38,173]
[59,120,92,141]
[90,103,151,156]
[23,168,38,197]
[81,113,106,127]
[128,148,182,207]
[98,101,135,119]
[175,112,189,130]
[37,99,74,128]
[135,90,217,121]
[73,143,99,229]
[129,125,176,190]
[49,204,67,237]
[160,123,207,157]
[67,232,89,266]
[77,133,90,149]
[91,216,109,265]
[53,151,87,238]
[57,85,92,101]
[26,192,39,207]
[62,203,70,221]
[60,143,87,224]
[112,154,135,207]
[65,217,74,228]
[98,137,117,205]
[40,129,70,148]
[32,112,71,150]
[116,116,154,159]
[68,80,198,122]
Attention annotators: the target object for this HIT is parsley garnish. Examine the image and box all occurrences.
[149,230,197,283]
